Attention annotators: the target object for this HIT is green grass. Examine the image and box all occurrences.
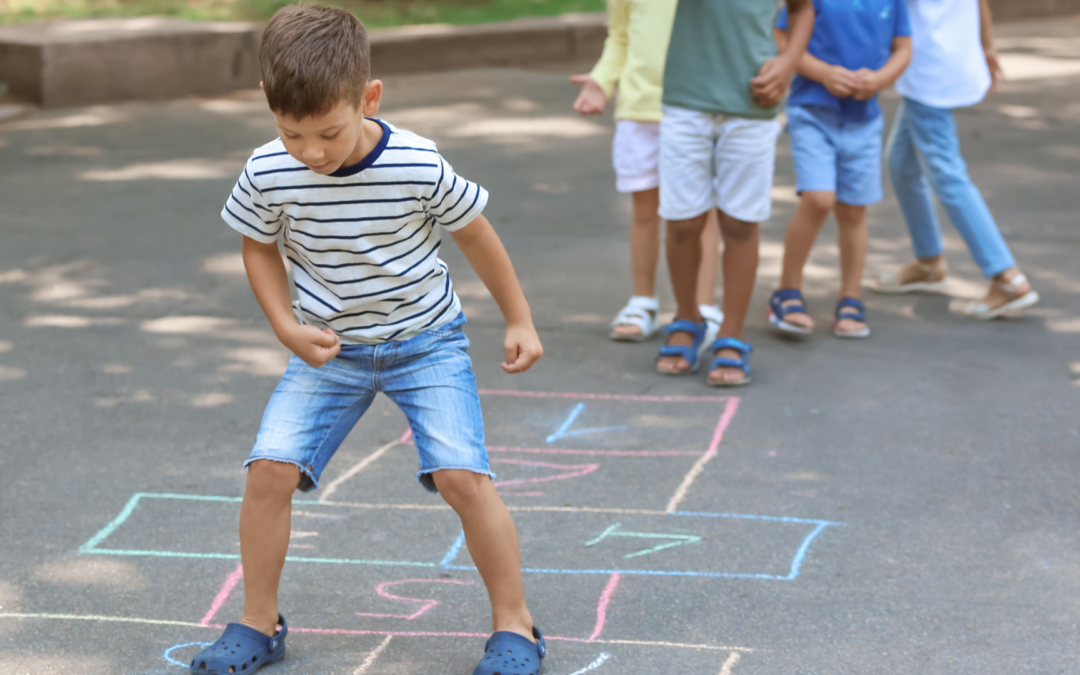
[0,0,606,27]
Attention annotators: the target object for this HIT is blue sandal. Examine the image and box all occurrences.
[190,615,287,674]
[832,297,870,339]
[707,337,753,388]
[767,289,812,335]
[472,626,546,675]
[656,320,708,375]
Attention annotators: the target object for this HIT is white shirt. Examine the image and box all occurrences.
[895,0,991,109]
[222,119,487,344]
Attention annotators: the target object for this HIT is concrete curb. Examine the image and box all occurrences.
[0,13,606,108]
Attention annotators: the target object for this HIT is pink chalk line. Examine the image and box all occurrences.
[491,459,599,488]
[399,428,413,444]
[479,389,732,403]
[588,573,621,642]
[199,564,243,627]
[665,397,741,513]
[488,446,703,457]
[356,579,473,621]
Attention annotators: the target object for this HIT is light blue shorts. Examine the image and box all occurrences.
[787,104,885,206]
[246,312,491,493]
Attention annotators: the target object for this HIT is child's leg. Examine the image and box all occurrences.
[433,470,534,638]
[656,212,709,373]
[834,201,869,331]
[886,100,949,283]
[695,209,721,307]
[777,191,836,330]
[612,188,661,338]
[708,212,759,385]
[239,460,300,635]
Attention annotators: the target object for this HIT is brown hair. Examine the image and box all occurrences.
[259,4,371,119]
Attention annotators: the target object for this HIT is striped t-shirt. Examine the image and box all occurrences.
[221,119,487,344]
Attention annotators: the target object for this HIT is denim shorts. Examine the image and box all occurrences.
[787,104,885,206]
[245,312,491,493]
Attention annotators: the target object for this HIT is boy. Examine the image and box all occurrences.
[769,0,912,339]
[655,0,814,386]
[570,0,723,344]
[191,6,546,675]
[876,0,1039,319]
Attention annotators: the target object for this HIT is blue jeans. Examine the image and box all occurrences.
[246,312,491,493]
[887,97,1015,278]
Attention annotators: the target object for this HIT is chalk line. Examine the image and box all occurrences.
[353,635,393,675]
[567,652,611,675]
[163,641,213,667]
[492,459,600,488]
[665,397,741,513]
[546,402,627,443]
[199,563,243,626]
[719,650,741,675]
[320,430,410,503]
[588,573,620,641]
[489,446,703,457]
[356,579,472,620]
[479,389,731,403]
[0,613,756,651]
[439,531,466,568]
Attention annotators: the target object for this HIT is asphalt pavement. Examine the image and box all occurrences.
[1,15,1079,675]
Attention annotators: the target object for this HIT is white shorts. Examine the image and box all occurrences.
[612,120,661,193]
[658,105,782,223]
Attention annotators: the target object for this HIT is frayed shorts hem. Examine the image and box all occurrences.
[243,455,321,492]
[416,466,496,493]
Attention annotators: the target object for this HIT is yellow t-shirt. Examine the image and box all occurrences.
[588,0,678,122]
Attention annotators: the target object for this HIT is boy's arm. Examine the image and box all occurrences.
[979,0,1005,92]
[242,236,340,367]
[853,36,913,100]
[448,215,543,374]
[774,26,858,99]
[752,0,814,109]
[571,0,628,115]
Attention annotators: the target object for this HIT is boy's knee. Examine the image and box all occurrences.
[246,459,302,497]
[801,191,835,216]
[433,470,487,505]
[666,218,705,244]
[717,215,757,243]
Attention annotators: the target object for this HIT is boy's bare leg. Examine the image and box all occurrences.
[239,459,300,636]
[656,212,709,374]
[613,189,662,339]
[434,470,535,640]
[777,192,836,331]
[696,209,721,307]
[708,212,760,386]
[834,202,869,332]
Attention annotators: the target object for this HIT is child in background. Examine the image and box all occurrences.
[655,0,814,386]
[769,0,912,338]
[191,7,545,675]
[572,0,723,344]
[876,0,1039,318]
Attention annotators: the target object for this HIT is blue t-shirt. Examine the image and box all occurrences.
[778,0,911,122]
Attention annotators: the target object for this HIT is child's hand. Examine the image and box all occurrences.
[570,74,607,115]
[501,320,543,374]
[985,46,1005,92]
[750,57,795,109]
[851,68,885,101]
[281,324,341,368]
[823,65,859,99]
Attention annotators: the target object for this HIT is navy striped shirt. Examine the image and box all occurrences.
[221,119,487,344]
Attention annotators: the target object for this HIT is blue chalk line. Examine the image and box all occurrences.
[162,641,212,667]
[546,403,627,443]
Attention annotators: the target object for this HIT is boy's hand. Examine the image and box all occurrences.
[750,57,795,109]
[851,68,883,101]
[570,74,607,115]
[823,65,859,99]
[985,46,1005,92]
[281,324,341,368]
[501,320,543,374]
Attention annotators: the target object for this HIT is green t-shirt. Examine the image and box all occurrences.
[662,0,782,119]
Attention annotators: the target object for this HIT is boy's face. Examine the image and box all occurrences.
[270,80,383,175]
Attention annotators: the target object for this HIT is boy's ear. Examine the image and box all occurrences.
[259,80,264,91]
[362,80,383,117]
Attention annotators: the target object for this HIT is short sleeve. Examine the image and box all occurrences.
[425,155,489,233]
[776,7,788,30]
[893,0,911,37]
[220,157,285,244]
